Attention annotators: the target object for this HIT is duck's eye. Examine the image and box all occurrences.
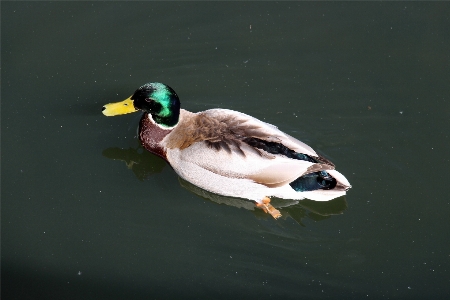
[145,98,152,102]
[124,103,128,106]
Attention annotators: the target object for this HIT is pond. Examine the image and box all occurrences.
[2,2,449,299]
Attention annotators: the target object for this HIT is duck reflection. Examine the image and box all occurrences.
[102,146,347,224]
[102,146,166,181]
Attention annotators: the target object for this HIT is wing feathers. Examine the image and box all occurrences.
[248,161,335,187]
[306,163,335,174]
[164,109,339,187]
[164,109,328,164]
[163,109,349,200]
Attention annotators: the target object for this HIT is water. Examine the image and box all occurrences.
[2,2,449,299]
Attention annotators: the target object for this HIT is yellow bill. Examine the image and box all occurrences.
[102,96,137,116]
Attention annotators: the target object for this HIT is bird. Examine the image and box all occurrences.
[102,82,351,219]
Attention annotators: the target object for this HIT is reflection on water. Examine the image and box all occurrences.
[179,177,348,225]
[102,145,347,225]
[102,146,167,180]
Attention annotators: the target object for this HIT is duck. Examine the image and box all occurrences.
[102,82,351,219]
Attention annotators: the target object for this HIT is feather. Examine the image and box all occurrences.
[247,160,313,186]
[160,108,350,203]
[165,109,315,161]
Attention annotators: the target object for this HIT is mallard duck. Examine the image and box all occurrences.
[102,82,351,219]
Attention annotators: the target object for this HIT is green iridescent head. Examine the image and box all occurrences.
[102,82,181,128]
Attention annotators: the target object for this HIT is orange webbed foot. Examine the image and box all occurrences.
[256,197,281,219]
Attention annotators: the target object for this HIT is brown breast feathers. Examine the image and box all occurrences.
[139,114,172,160]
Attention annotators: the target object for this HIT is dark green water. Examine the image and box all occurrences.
[2,2,449,299]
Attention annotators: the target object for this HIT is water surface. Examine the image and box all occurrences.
[2,2,449,299]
